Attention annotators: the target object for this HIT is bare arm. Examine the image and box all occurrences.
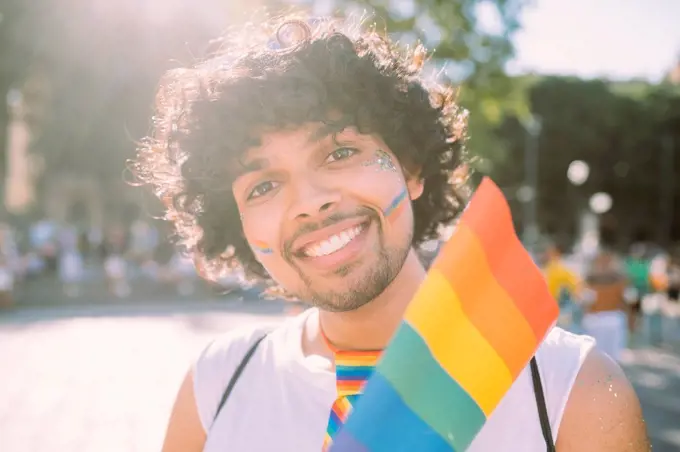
[162,369,207,452]
[556,349,650,451]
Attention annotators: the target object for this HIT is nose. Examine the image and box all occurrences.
[286,177,341,222]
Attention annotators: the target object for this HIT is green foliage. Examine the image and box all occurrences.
[351,0,530,168]
[494,76,680,245]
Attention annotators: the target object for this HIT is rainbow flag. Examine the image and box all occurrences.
[329,177,559,452]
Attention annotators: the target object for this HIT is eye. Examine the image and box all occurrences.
[325,147,358,164]
[247,180,279,200]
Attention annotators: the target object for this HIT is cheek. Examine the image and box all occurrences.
[240,207,282,258]
[383,188,409,223]
[337,170,411,221]
[239,205,305,290]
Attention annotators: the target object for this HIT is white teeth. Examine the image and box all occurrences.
[304,225,364,257]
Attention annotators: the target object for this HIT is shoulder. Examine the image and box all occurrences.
[192,323,273,432]
[535,327,596,375]
[196,323,274,374]
[192,310,308,432]
[556,348,649,451]
[533,327,596,437]
[540,327,595,353]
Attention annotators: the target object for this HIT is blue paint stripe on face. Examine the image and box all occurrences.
[384,189,408,217]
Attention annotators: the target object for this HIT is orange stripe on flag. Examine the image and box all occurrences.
[459,179,558,342]
[433,224,538,378]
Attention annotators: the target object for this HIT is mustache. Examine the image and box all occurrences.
[283,207,378,258]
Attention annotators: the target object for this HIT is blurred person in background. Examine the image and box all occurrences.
[623,243,652,337]
[582,248,637,361]
[0,224,18,308]
[129,219,162,280]
[29,218,58,275]
[646,247,680,345]
[133,14,648,452]
[663,248,680,343]
[0,253,15,308]
[666,248,680,305]
[165,250,199,297]
[541,242,582,332]
[58,224,84,298]
[129,219,160,264]
[103,225,130,298]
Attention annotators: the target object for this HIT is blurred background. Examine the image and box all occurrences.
[1,0,679,451]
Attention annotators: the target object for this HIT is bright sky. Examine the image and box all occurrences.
[508,0,680,82]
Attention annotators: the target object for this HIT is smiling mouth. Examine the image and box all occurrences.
[299,222,368,258]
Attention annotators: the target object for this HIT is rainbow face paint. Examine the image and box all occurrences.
[384,189,408,222]
[251,240,273,255]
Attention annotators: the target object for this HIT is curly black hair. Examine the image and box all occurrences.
[131,13,469,283]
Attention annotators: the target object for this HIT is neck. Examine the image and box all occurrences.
[316,249,426,351]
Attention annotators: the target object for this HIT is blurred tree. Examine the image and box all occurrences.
[494,76,680,247]
[349,0,531,170]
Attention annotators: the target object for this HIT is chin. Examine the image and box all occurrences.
[312,295,375,313]
[305,268,395,313]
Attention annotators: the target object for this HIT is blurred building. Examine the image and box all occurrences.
[3,65,146,231]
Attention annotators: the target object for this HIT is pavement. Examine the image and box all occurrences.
[621,348,680,451]
[1,299,679,452]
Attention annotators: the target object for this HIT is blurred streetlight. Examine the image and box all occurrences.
[515,185,535,204]
[589,192,612,214]
[522,114,542,247]
[567,160,591,260]
[567,160,589,186]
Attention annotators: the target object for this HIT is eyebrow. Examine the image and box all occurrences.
[308,115,354,144]
[234,116,356,177]
[232,156,270,180]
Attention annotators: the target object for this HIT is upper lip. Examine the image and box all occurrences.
[291,217,368,256]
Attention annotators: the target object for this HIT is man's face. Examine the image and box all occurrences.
[231,123,424,312]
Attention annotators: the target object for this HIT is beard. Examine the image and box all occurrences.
[289,211,413,313]
[305,248,406,312]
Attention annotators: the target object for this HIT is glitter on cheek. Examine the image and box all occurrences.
[363,149,397,172]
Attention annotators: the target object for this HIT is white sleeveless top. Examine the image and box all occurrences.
[194,309,594,452]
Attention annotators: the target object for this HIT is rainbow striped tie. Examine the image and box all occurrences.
[323,349,381,450]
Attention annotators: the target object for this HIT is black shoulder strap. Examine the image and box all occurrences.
[212,334,268,424]
[530,357,557,452]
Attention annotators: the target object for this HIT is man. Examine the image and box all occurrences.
[542,242,581,305]
[133,14,649,452]
[582,248,634,361]
[542,242,583,332]
[624,243,651,336]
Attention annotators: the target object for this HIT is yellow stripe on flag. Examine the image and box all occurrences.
[434,223,538,378]
[404,270,513,416]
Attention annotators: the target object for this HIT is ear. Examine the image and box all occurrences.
[406,173,424,201]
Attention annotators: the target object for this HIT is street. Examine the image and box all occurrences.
[1,300,679,452]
